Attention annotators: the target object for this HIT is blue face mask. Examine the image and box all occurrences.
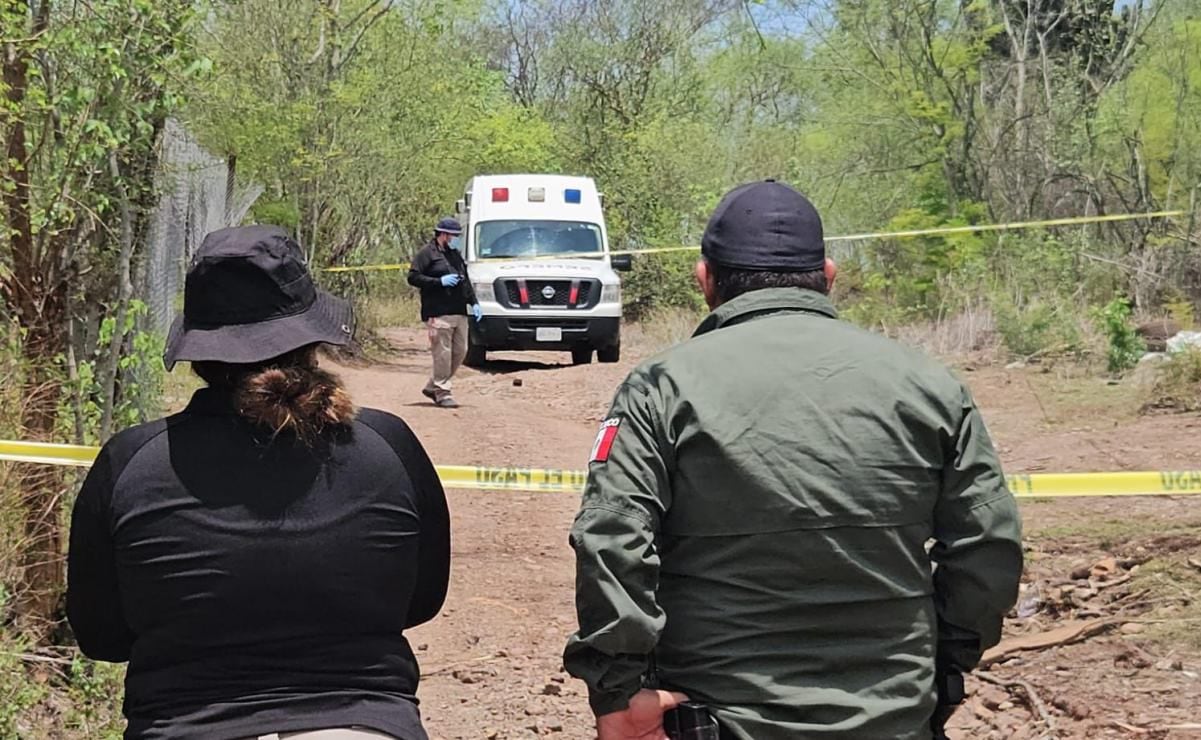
[448,236,463,251]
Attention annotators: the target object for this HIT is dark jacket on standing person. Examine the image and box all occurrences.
[564,287,1023,739]
[408,239,477,321]
[66,390,451,740]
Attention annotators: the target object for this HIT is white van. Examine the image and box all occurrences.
[456,174,630,366]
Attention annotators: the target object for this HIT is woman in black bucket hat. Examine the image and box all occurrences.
[162,224,357,368]
[67,225,450,740]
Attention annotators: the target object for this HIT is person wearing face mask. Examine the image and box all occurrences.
[407,217,482,408]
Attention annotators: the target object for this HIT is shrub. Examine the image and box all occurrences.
[1095,298,1146,374]
[1148,349,1201,412]
[620,253,704,320]
[992,299,1082,359]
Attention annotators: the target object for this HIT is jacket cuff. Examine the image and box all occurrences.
[936,621,983,675]
[588,684,639,717]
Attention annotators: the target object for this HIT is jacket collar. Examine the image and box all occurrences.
[693,288,838,337]
[184,387,237,416]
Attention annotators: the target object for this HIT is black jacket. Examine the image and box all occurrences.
[407,239,477,321]
[66,389,450,740]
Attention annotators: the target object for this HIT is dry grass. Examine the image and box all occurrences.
[626,307,703,357]
[356,275,422,335]
[1136,553,1201,651]
[360,292,421,333]
[1,326,28,611]
[631,304,1005,364]
[0,636,126,739]
[891,304,1000,360]
[160,367,203,415]
[1028,363,1146,426]
[346,281,423,360]
[1144,349,1201,412]
[0,331,125,739]
[0,464,22,605]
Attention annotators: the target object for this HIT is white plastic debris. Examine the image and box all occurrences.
[1166,331,1201,354]
[1016,582,1042,619]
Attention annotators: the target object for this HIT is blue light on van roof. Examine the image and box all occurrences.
[564,188,582,204]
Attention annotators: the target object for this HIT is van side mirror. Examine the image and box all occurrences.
[611,254,633,272]
[455,198,466,214]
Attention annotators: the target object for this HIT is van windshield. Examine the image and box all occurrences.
[474,220,603,259]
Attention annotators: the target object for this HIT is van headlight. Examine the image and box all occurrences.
[474,282,495,303]
[601,284,621,304]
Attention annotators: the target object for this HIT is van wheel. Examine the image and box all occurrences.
[464,344,487,368]
[571,348,593,366]
[597,344,621,364]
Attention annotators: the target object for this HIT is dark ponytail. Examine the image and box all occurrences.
[193,345,355,445]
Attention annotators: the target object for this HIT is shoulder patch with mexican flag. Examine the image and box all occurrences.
[590,418,622,463]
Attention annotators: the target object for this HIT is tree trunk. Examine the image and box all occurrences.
[3,0,69,639]
[98,151,137,441]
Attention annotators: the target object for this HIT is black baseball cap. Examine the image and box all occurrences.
[163,225,354,370]
[701,180,825,271]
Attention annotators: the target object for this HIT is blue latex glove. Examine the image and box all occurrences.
[440,273,462,288]
[471,304,483,322]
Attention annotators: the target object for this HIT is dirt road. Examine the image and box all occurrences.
[333,328,1201,740]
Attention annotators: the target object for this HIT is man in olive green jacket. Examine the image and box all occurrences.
[564,180,1023,740]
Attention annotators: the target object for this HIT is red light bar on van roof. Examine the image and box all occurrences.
[492,187,509,202]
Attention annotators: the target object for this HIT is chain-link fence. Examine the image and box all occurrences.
[141,119,262,335]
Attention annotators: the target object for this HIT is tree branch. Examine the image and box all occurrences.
[340,1,391,71]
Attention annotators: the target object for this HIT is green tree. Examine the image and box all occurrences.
[188,0,557,274]
[1,0,203,634]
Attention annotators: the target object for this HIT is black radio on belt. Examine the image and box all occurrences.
[664,702,720,740]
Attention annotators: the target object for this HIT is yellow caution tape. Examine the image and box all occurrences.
[2,440,1199,498]
[0,440,592,491]
[1005,471,1201,498]
[439,465,589,493]
[326,263,408,273]
[324,210,1186,272]
[0,440,100,468]
[824,210,1186,243]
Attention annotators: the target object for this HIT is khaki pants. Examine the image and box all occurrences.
[252,729,396,739]
[425,314,468,399]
